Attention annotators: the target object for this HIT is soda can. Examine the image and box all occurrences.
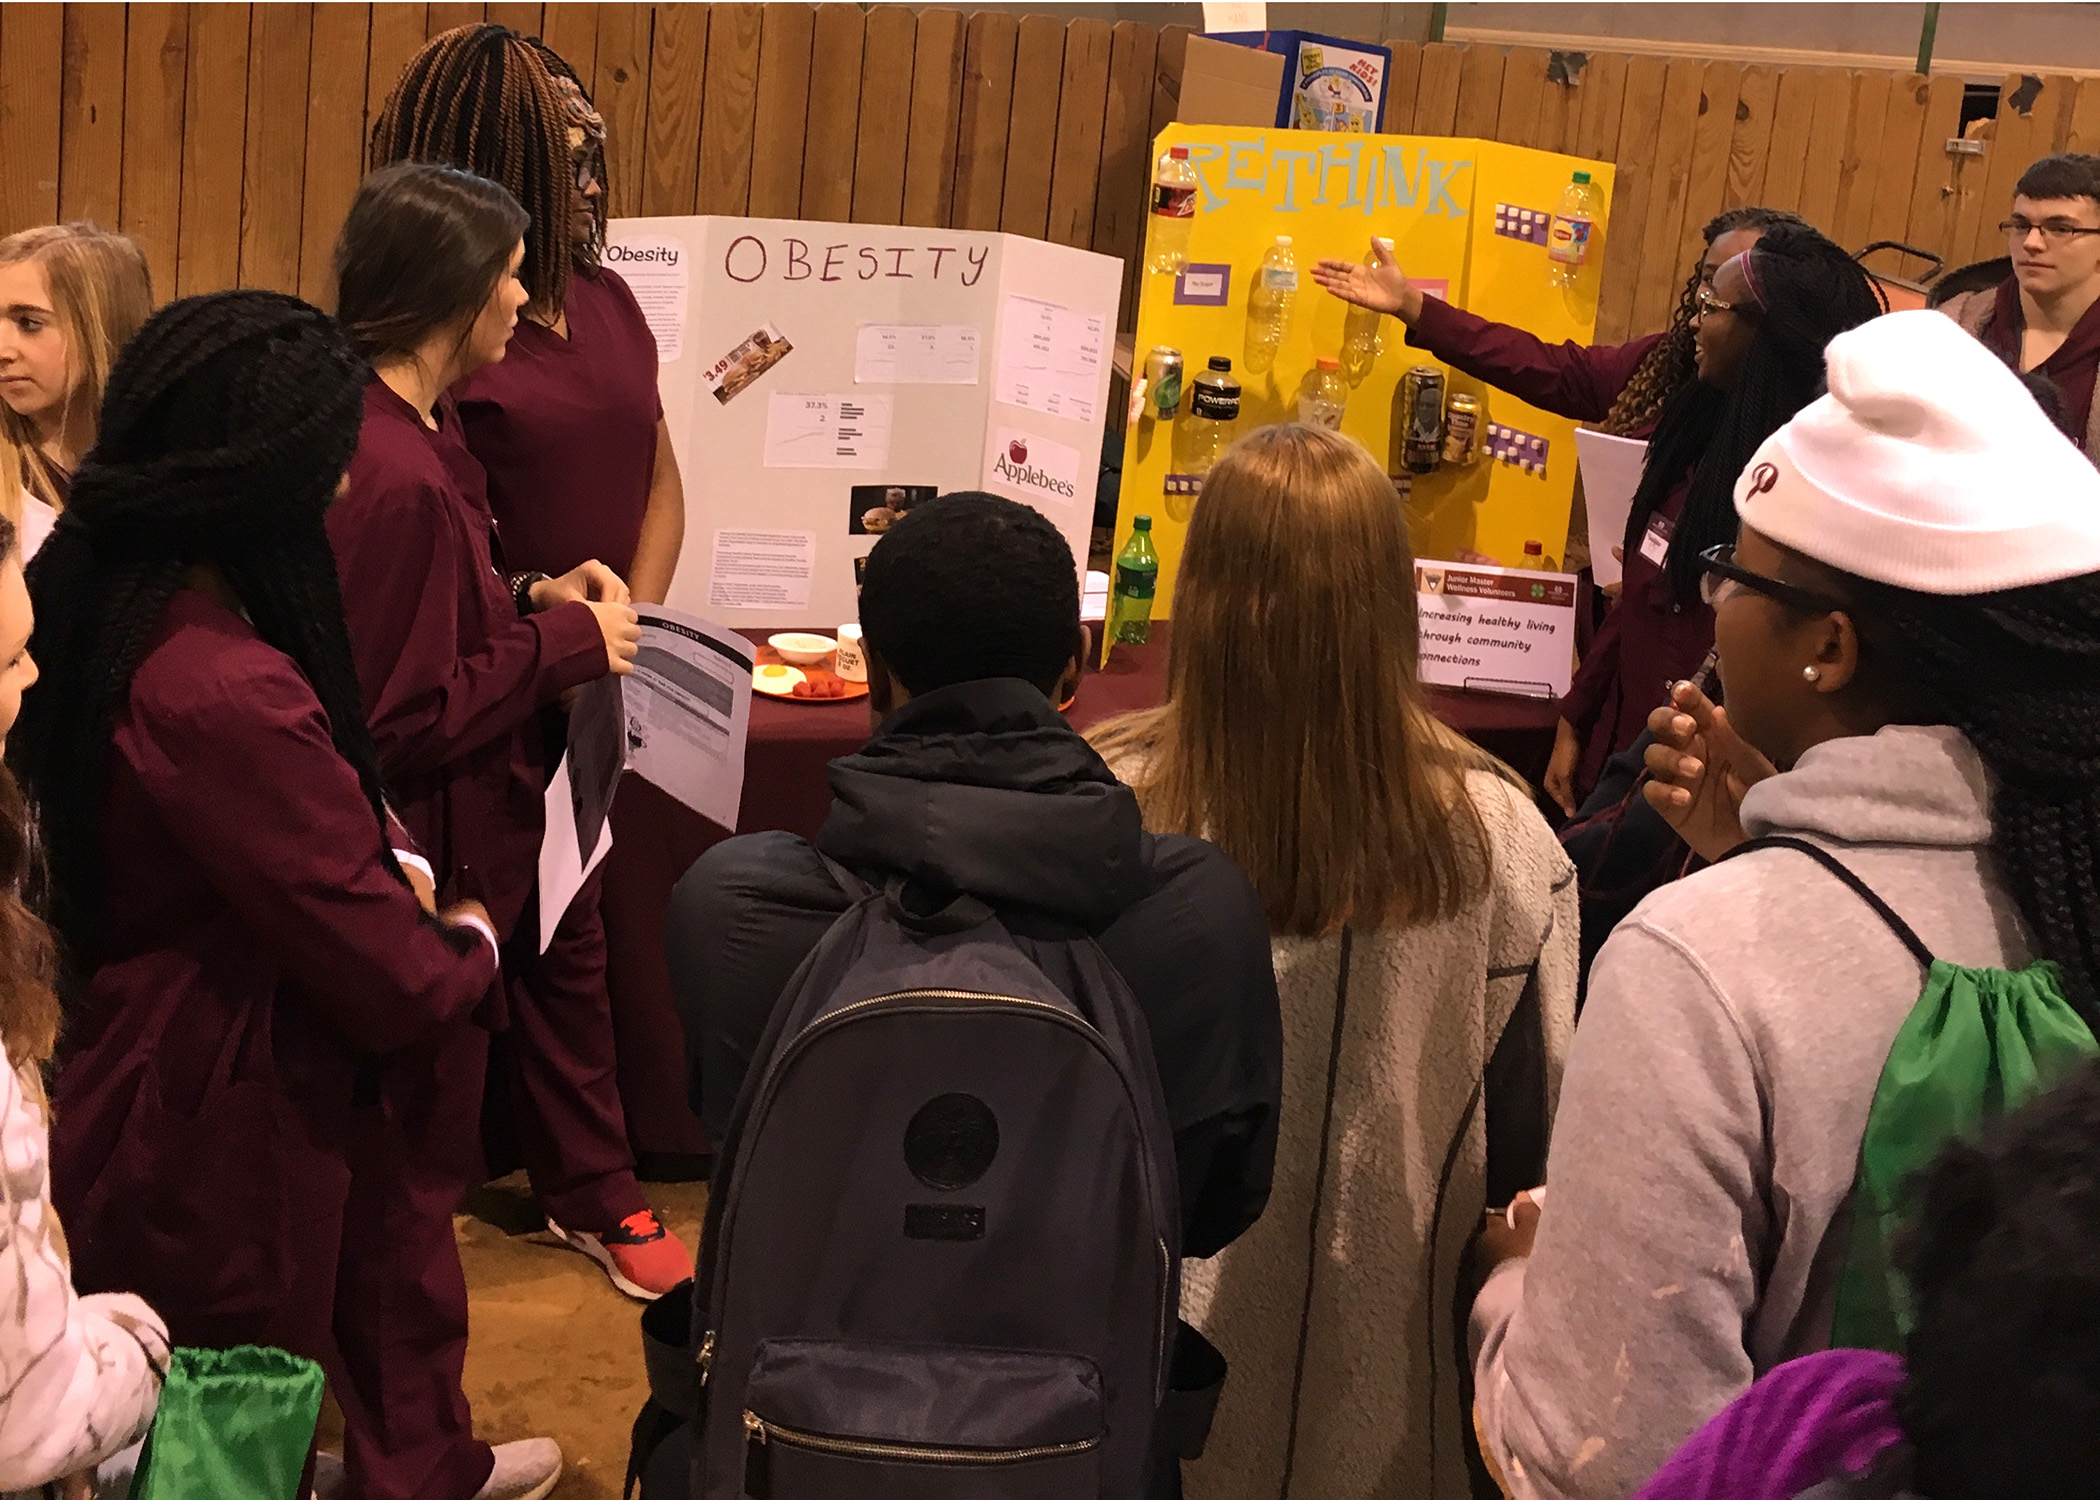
[1146,346,1184,418]
[1401,366,1445,474]
[1442,392,1481,465]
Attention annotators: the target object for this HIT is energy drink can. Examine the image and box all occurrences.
[1443,392,1481,465]
[1146,346,1184,418]
[1401,366,1446,474]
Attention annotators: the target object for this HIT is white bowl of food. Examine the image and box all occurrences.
[767,632,837,666]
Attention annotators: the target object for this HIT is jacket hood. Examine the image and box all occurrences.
[817,678,1148,926]
[1740,723,1992,847]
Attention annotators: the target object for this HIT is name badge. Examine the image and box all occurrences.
[1639,513,1675,567]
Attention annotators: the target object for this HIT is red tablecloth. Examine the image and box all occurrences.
[602,625,1559,1159]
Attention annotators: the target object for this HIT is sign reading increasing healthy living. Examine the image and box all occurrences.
[1114,125,1616,621]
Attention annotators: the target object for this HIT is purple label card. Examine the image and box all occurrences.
[1485,422,1551,474]
[1165,473,1205,495]
[1492,204,1552,247]
[1174,264,1232,307]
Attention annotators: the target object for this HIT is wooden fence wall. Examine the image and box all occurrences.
[8,3,2100,345]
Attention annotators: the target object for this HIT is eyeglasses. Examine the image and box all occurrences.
[1695,283,1755,318]
[2001,216,2100,245]
[1698,544,1847,613]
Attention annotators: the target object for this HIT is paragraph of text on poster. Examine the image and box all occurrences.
[710,529,816,611]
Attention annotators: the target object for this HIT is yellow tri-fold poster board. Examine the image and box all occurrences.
[1114,125,1615,616]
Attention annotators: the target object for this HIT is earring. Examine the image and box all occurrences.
[1802,665,1822,684]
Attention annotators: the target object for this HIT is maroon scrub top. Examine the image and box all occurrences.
[454,266,664,581]
[331,378,607,946]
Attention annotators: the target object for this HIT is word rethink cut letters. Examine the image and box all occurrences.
[719,236,992,287]
[1177,137,1475,218]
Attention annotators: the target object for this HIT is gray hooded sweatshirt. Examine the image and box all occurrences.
[1471,725,2032,1500]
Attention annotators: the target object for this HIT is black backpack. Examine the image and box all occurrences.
[641,857,1185,1499]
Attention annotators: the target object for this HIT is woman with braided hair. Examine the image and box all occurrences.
[1468,312,2100,1500]
[3,291,509,1492]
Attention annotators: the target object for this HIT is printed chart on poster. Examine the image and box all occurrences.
[607,217,1122,630]
[1112,124,1615,642]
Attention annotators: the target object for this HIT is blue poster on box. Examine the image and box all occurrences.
[1209,30,1392,132]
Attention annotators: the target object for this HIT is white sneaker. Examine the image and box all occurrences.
[476,1438,563,1500]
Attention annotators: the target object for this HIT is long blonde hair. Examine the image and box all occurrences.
[1089,425,1508,937]
[0,224,153,525]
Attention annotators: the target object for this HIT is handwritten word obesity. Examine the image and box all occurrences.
[719,236,991,286]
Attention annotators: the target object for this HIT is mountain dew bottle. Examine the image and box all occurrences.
[1108,516,1160,646]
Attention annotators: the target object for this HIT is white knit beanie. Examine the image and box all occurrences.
[1733,308,2100,594]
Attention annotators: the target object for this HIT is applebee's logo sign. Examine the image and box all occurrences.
[993,436,1075,498]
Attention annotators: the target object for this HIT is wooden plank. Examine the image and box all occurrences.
[1796,67,1855,233]
[1832,72,1890,255]
[298,2,370,306]
[1628,56,1708,338]
[538,2,597,77]
[849,5,914,225]
[366,4,431,131]
[1947,115,1996,268]
[646,3,710,218]
[485,4,543,38]
[1864,72,1930,249]
[2066,77,2100,155]
[1094,19,1157,332]
[1451,42,1504,140]
[592,2,651,221]
[1971,74,2069,265]
[747,2,816,219]
[120,4,188,298]
[901,9,966,228]
[1758,67,1820,214]
[953,10,1016,233]
[1149,24,1189,138]
[240,2,314,293]
[425,2,484,39]
[176,3,252,295]
[1493,45,1548,148]
[1723,64,1778,210]
[799,3,863,222]
[1000,14,1063,239]
[1381,40,1422,136]
[1045,17,1111,248]
[1901,73,1965,267]
[1571,50,1628,161]
[1535,51,1579,153]
[0,3,64,236]
[698,5,763,218]
[1410,42,1464,136]
[59,3,129,226]
[1672,62,1742,288]
[1595,51,1665,343]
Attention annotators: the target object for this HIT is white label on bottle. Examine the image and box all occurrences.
[1263,266,1300,292]
[1547,216,1592,266]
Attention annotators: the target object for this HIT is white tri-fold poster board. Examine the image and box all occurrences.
[607,216,1123,630]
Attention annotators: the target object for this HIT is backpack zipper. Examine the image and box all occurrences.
[743,1409,1099,1464]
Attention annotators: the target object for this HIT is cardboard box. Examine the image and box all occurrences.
[1210,29,1392,131]
[1175,33,1288,128]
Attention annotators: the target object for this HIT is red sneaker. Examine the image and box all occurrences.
[545,1209,690,1301]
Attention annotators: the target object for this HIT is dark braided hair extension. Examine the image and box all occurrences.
[369,24,600,316]
[1599,207,1809,436]
[1842,573,2100,1029]
[7,291,385,977]
[1626,220,1884,607]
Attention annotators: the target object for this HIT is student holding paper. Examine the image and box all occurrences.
[1315,218,1879,810]
[329,162,690,1345]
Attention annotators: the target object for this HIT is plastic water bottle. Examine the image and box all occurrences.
[1148,147,1197,276]
[1107,516,1160,646]
[1339,288,1383,386]
[1516,539,1559,571]
[1244,235,1298,375]
[1547,171,1602,287]
[1173,356,1241,480]
[1295,357,1347,430]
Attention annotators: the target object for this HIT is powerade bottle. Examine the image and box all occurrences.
[1108,516,1160,646]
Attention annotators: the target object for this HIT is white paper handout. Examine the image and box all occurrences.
[603,234,689,362]
[763,392,894,468]
[855,324,981,385]
[709,529,815,611]
[1574,428,1650,588]
[1414,560,1579,700]
[995,295,1104,424]
[537,613,757,951]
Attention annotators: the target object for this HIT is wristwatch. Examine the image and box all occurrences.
[510,570,550,616]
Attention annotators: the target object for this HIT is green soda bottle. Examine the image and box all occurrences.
[1108,516,1160,646]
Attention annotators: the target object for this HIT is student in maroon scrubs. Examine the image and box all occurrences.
[370,25,701,1279]
[7,292,526,1498]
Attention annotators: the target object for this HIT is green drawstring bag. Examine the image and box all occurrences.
[129,1346,326,1500]
[1733,838,2099,1352]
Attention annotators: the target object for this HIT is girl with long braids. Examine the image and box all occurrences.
[1469,312,2100,1500]
[368,26,696,1294]
[4,293,510,1494]
[0,224,152,558]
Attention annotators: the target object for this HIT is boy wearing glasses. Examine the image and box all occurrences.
[1942,152,2100,463]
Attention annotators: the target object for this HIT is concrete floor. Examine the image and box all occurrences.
[451,1174,709,1499]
